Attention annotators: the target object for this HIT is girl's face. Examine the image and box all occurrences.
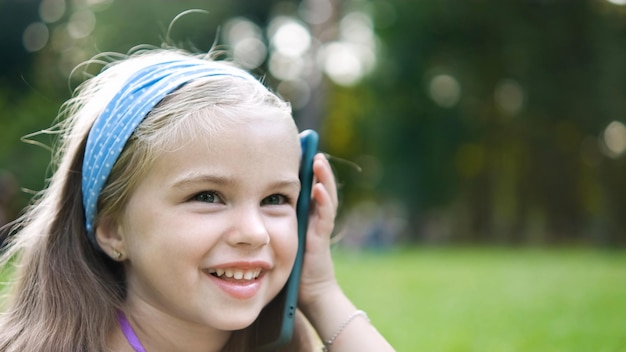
[116,113,301,332]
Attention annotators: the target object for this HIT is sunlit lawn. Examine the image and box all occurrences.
[1,247,624,351]
[333,247,626,352]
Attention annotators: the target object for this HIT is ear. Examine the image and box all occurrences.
[95,215,127,261]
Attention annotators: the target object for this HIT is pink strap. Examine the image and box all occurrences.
[117,310,147,352]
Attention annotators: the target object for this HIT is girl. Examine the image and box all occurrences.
[0,47,394,351]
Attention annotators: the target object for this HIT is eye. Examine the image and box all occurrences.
[261,194,289,206]
[192,191,222,204]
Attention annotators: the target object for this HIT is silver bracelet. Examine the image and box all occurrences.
[322,310,369,351]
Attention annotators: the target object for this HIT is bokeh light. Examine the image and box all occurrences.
[269,51,307,81]
[428,74,461,108]
[223,17,266,70]
[495,79,524,115]
[602,120,626,158]
[319,11,377,87]
[269,16,311,58]
[22,22,49,52]
[298,0,333,25]
[233,38,267,70]
[224,17,263,45]
[66,9,96,39]
[85,0,114,8]
[39,0,66,23]
[319,42,365,86]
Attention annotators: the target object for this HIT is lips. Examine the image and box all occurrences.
[204,262,270,300]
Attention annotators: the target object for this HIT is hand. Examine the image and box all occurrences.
[296,154,396,351]
[298,153,340,307]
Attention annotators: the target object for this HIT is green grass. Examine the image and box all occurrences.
[332,247,626,352]
[2,247,624,350]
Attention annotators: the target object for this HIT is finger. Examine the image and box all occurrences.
[312,182,336,220]
[309,182,336,239]
[312,154,338,208]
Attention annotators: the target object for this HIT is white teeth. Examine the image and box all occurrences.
[210,268,261,280]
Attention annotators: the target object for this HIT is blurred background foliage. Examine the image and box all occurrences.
[2,0,626,247]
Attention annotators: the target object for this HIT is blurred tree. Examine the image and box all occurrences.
[0,0,58,205]
[3,0,626,246]
[0,0,40,91]
[338,0,626,246]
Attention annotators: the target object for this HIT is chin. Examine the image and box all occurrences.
[217,310,263,331]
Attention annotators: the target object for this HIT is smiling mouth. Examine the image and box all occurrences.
[206,268,262,281]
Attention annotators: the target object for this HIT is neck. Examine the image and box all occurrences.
[118,299,232,352]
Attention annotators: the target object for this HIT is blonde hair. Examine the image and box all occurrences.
[0,47,309,351]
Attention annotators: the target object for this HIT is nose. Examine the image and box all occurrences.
[226,204,270,248]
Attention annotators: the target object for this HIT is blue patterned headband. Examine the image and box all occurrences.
[82,57,256,248]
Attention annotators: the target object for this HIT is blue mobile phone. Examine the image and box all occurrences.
[258,129,318,351]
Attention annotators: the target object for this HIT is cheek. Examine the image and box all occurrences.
[270,218,299,265]
[121,203,206,260]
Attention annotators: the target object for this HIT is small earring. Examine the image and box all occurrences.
[112,249,122,260]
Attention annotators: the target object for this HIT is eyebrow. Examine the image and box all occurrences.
[171,173,301,191]
[171,174,233,189]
